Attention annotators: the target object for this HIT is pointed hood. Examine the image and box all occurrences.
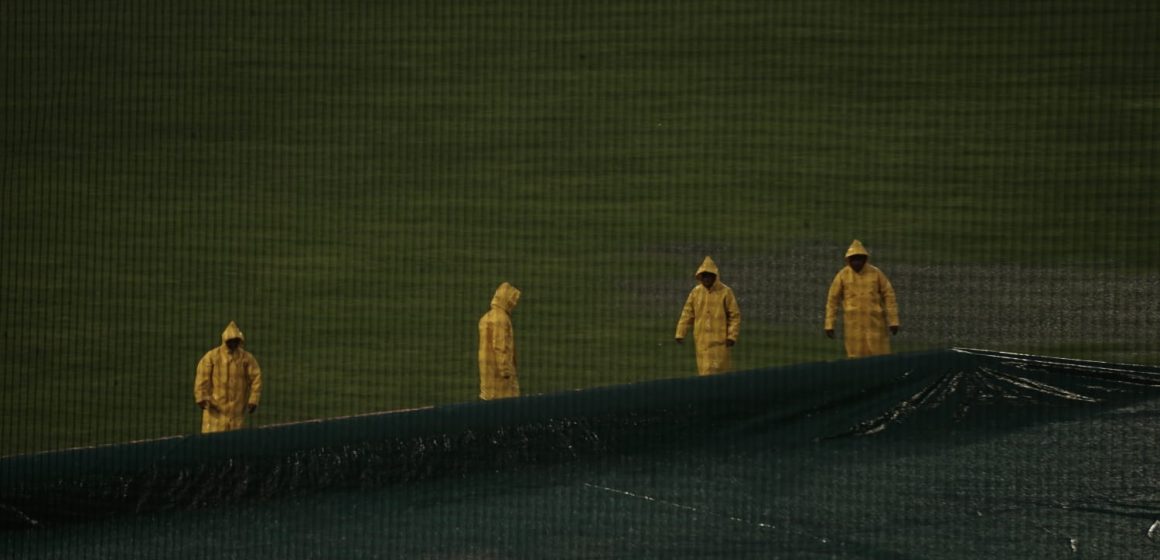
[220,321,245,345]
[844,240,870,260]
[695,256,721,280]
[490,282,520,313]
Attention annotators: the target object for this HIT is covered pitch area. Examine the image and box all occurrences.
[5,349,1160,558]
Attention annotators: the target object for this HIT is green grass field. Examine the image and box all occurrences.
[2,0,1157,455]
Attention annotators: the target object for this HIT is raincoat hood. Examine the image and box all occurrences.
[490,282,520,313]
[695,256,721,280]
[845,240,870,261]
[220,321,245,345]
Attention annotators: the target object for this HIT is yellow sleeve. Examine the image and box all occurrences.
[194,352,213,403]
[824,272,843,330]
[247,354,263,406]
[675,289,696,338]
[497,316,515,377]
[880,271,900,327]
[725,288,741,341]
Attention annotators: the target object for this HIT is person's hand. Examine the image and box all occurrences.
[247,403,258,414]
[675,337,684,345]
[725,339,735,347]
[890,325,899,335]
[824,329,835,339]
[198,400,219,412]
[197,400,208,410]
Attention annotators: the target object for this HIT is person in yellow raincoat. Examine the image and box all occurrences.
[675,256,741,375]
[194,321,263,433]
[825,240,900,358]
[478,282,521,400]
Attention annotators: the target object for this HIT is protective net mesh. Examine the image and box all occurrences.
[3,0,1159,558]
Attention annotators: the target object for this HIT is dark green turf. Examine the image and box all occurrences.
[2,0,1157,454]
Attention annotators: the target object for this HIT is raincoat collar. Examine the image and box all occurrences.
[491,282,520,313]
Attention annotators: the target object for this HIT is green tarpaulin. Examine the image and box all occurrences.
[4,349,1160,558]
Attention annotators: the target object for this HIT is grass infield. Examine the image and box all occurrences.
[2,0,1157,454]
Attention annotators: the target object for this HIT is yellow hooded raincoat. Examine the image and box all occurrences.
[478,282,521,400]
[676,256,741,375]
[825,240,900,358]
[194,321,263,433]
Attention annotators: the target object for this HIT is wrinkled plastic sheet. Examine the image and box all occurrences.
[4,348,1160,558]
